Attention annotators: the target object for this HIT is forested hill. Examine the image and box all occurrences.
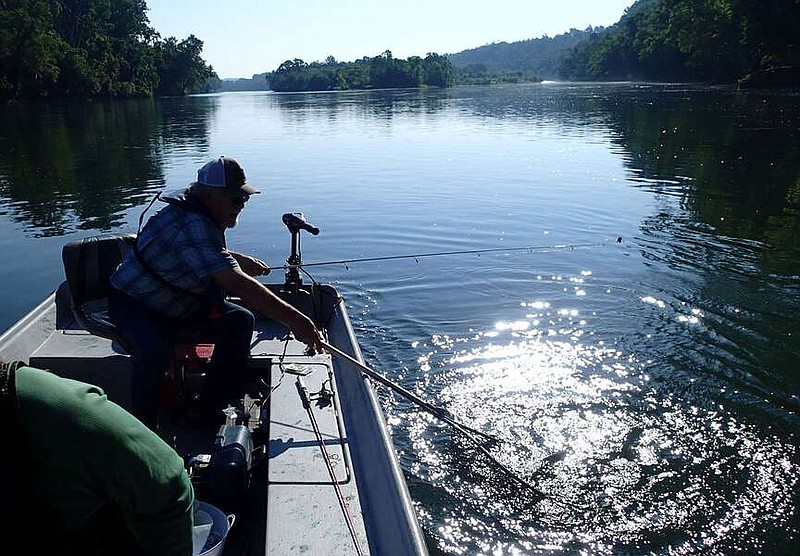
[445,0,798,86]
[559,0,798,84]
[445,28,599,80]
[253,31,595,92]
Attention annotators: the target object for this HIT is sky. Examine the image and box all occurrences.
[146,1,637,79]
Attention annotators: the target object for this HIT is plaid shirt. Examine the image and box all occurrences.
[110,190,236,318]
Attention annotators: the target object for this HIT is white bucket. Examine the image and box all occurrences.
[192,501,235,556]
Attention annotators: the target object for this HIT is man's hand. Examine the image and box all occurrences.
[290,315,326,355]
[236,254,271,277]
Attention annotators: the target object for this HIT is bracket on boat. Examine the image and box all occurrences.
[282,212,320,293]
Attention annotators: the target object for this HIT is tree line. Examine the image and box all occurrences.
[557,0,799,83]
[4,0,796,100]
[268,51,455,92]
[0,0,216,99]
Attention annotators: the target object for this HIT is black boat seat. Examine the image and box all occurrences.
[62,233,137,353]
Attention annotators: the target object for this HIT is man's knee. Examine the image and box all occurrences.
[223,305,255,334]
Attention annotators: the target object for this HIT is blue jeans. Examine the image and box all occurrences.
[108,287,255,429]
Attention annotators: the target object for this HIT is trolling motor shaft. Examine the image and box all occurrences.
[282,212,320,292]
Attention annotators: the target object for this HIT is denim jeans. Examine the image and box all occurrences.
[108,287,255,429]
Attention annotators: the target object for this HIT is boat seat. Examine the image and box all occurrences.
[62,233,137,353]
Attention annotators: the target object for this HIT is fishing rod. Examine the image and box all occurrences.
[321,340,542,494]
[296,376,366,556]
[283,240,615,270]
[284,214,547,493]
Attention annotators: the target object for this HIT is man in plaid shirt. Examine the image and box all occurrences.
[110,156,323,429]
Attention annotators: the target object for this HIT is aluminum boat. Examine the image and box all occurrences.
[0,213,428,556]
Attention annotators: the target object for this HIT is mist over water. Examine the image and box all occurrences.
[1,83,798,554]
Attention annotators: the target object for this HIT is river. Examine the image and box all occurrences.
[1,83,798,555]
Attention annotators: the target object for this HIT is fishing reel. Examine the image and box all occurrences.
[282,212,320,293]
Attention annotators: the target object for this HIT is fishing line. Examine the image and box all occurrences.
[283,239,618,270]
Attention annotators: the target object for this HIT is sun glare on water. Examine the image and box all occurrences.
[392,299,798,555]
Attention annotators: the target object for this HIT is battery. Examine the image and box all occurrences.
[203,424,253,512]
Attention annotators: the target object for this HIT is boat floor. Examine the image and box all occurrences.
[29,313,371,555]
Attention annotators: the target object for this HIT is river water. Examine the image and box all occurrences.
[1,83,798,555]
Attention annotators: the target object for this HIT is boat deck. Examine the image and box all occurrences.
[28,309,370,555]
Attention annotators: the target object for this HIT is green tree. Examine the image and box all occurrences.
[267,51,454,92]
[558,0,799,84]
[0,0,63,97]
[340,59,370,89]
[0,0,215,98]
[54,0,158,96]
[730,0,800,68]
[653,0,749,81]
[269,58,310,92]
[369,50,420,88]
[155,34,215,96]
[421,53,455,86]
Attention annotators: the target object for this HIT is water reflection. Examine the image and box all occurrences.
[0,96,218,235]
[2,85,797,256]
[267,88,448,116]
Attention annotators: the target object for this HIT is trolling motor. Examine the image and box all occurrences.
[282,212,320,293]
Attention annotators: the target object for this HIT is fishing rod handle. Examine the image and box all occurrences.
[295,376,311,409]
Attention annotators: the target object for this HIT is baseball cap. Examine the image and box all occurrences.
[191,156,260,195]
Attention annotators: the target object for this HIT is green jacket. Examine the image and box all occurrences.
[6,365,194,555]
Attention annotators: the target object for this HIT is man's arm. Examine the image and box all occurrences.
[211,266,323,351]
[16,367,195,556]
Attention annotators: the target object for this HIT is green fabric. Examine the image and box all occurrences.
[15,366,194,555]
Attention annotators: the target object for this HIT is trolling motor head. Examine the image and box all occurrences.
[282,212,320,292]
[282,212,320,236]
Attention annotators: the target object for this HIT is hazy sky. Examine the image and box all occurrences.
[146,1,637,79]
